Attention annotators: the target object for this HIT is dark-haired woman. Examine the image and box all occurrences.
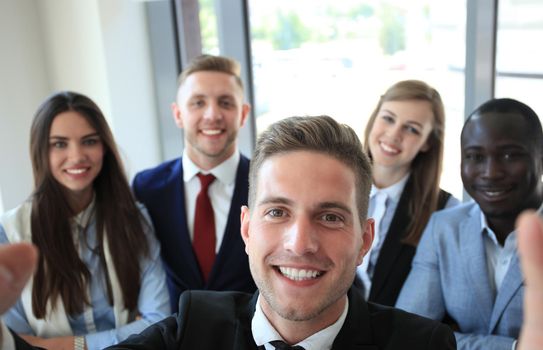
[0,91,169,350]
[355,80,460,306]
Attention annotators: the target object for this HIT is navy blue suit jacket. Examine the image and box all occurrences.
[132,154,256,311]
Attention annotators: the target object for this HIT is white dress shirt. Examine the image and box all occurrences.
[252,295,348,350]
[479,212,517,294]
[357,173,410,297]
[182,150,240,252]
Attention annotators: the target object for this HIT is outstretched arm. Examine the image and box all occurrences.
[516,211,543,350]
[0,243,38,349]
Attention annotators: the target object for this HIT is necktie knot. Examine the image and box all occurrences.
[269,340,305,350]
[197,173,215,191]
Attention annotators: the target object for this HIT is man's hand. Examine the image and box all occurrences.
[516,211,543,350]
[0,243,38,314]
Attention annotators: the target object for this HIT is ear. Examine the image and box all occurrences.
[239,103,251,128]
[240,205,251,255]
[356,218,375,265]
[171,102,184,129]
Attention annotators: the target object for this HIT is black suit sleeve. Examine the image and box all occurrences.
[106,292,189,349]
[8,330,45,350]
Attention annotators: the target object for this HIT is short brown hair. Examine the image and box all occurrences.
[249,115,372,220]
[178,54,243,90]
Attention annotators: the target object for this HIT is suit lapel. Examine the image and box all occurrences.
[489,252,522,332]
[173,160,205,286]
[332,289,379,350]
[233,292,260,350]
[211,155,249,282]
[369,179,413,300]
[459,205,494,325]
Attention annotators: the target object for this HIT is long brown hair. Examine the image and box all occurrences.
[29,91,149,317]
[363,80,445,245]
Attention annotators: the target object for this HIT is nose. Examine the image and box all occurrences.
[203,102,222,121]
[68,144,86,162]
[283,215,318,255]
[482,157,505,179]
[386,124,403,142]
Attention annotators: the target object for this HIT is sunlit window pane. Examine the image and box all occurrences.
[495,0,543,121]
[199,0,219,54]
[248,0,466,198]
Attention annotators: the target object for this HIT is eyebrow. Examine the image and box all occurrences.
[257,197,352,214]
[319,201,352,214]
[258,196,294,207]
[380,109,424,128]
[49,132,100,140]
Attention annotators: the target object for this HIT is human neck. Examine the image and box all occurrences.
[186,147,235,171]
[372,163,410,189]
[66,189,94,215]
[260,295,346,345]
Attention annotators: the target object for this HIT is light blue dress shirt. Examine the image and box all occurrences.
[0,204,170,350]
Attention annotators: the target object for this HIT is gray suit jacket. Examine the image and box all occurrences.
[396,202,522,350]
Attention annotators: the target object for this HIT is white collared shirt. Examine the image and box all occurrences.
[356,173,409,296]
[479,212,517,293]
[182,149,239,252]
[252,295,348,350]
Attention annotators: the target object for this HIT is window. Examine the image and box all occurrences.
[248,0,466,198]
[495,0,543,120]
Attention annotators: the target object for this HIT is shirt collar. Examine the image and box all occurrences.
[479,209,518,245]
[370,172,410,203]
[252,295,348,350]
[182,148,240,186]
[72,194,96,232]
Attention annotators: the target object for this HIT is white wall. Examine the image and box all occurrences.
[0,0,49,212]
[0,0,161,213]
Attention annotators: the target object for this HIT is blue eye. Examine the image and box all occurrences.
[405,126,421,135]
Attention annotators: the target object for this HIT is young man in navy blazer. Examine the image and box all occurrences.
[106,116,456,349]
[132,55,256,311]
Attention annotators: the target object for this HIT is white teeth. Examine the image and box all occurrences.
[66,168,87,174]
[202,129,221,135]
[484,191,505,197]
[279,267,321,281]
[380,142,399,154]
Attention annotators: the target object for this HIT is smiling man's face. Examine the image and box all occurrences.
[240,150,373,332]
[461,111,543,220]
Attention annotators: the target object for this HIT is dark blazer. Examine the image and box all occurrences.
[106,287,456,349]
[10,330,43,350]
[132,155,256,311]
[355,176,452,306]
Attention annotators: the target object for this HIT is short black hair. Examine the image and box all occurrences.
[462,97,543,151]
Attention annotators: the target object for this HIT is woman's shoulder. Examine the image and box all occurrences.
[0,201,33,242]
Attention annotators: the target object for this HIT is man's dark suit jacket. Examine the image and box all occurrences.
[106,287,456,349]
[355,175,452,306]
[132,154,256,311]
